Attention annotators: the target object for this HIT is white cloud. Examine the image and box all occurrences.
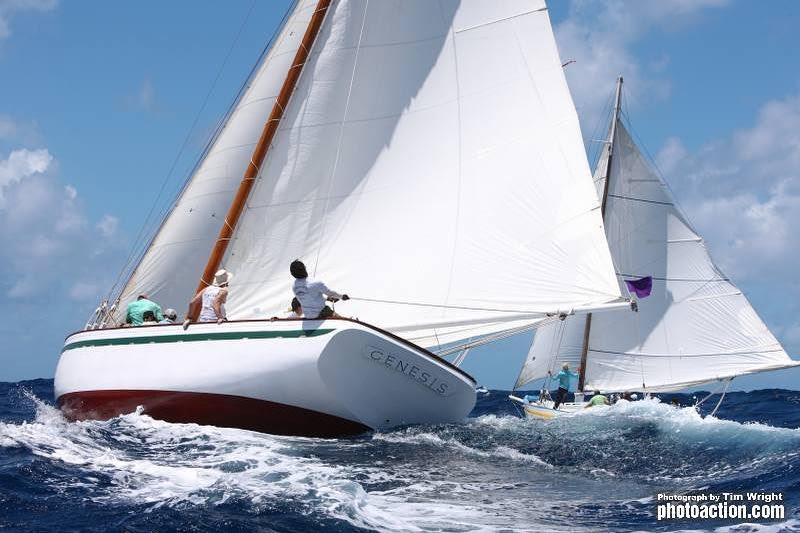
[0,147,52,207]
[554,0,728,132]
[7,275,38,298]
[655,136,688,176]
[0,0,57,41]
[96,214,118,238]
[660,93,800,283]
[69,281,100,302]
[0,114,42,145]
[1,147,123,301]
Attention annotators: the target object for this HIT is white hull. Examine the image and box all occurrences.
[508,395,584,420]
[54,319,476,437]
[523,401,584,420]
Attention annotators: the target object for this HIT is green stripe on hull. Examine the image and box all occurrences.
[63,328,336,353]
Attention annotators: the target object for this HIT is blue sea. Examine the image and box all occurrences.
[1,380,799,532]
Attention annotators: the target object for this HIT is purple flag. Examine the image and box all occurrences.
[625,276,653,298]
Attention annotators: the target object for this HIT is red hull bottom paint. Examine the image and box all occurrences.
[57,390,370,438]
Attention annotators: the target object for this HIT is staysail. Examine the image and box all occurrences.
[216,0,624,347]
[518,81,798,391]
[113,1,320,321]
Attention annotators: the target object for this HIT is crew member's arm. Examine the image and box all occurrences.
[320,282,348,301]
[213,288,228,323]
[183,290,204,329]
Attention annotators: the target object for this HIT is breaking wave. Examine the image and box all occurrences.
[1,380,799,532]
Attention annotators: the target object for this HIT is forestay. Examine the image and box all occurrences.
[113,1,319,322]
[219,0,623,347]
[523,116,798,392]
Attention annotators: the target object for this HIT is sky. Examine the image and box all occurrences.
[1,1,799,391]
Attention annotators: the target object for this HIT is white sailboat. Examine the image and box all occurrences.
[513,77,799,420]
[54,0,628,437]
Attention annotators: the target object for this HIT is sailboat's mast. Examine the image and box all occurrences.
[578,76,623,392]
[193,0,332,301]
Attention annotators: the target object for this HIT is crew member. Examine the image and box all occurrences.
[585,390,609,408]
[125,294,164,326]
[183,269,232,328]
[290,260,348,319]
[550,363,580,410]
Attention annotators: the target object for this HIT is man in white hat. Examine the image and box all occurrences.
[183,269,232,329]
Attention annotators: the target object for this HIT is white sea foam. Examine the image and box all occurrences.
[712,519,800,533]
[1,392,797,532]
[0,395,562,531]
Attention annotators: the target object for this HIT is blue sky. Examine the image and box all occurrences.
[1,1,799,391]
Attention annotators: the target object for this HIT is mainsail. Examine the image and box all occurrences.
[518,80,798,392]
[113,1,624,348]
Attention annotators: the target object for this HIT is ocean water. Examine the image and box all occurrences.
[1,380,799,532]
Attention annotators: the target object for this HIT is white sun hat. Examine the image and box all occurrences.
[213,269,234,287]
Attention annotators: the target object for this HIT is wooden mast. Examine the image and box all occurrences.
[189,0,332,318]
[578,76,623,392]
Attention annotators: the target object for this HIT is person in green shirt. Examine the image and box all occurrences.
[585,390,609,408]
[125,294,164,326]
[549,363,580,409]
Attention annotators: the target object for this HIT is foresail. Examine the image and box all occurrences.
[112,1,317,322]
[222,0,622,347]
[515,315,585,389]
[584,121,796,392]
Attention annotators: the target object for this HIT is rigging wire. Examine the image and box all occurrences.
[311,0,369,278]
[709,378,733,417]
[437,314,563,358]
[96,1,298,327]
[586,88,616,176]
[104,0,262,304]
[350,295,585,315]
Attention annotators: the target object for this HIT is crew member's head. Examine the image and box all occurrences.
[213,269,233,287]
[290,260,308,279]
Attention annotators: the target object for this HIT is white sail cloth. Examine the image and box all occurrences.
[519,119,797,392]
[515,315,585,389]
[217,0,622,347]
[516,135,614,389]
[113,1,319,321]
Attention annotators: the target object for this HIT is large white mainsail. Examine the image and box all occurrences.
[518,83,798,392]
[113,1,320,321]
[218,0,623,347]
